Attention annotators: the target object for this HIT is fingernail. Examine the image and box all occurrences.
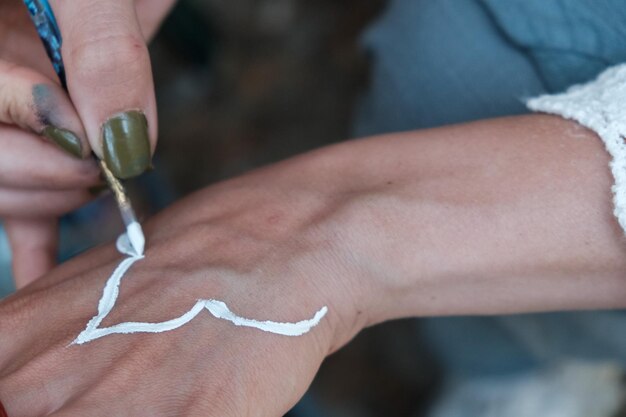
[42,126,83,158]
[102,111,151,179]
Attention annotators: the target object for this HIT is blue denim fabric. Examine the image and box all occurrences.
[481,0,626,92]
[353,0,545,136]
[352,0,626,412]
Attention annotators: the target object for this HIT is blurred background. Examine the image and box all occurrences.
[0,0,440,415]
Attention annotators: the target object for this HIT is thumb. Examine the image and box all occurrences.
[4,218,58,289]
[50,0,157,179]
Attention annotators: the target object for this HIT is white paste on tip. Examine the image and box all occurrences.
[73,230,328,345]
[126,221,145,257]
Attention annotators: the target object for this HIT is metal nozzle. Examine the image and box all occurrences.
[99,160,145,255]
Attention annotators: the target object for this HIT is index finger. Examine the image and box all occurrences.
[49,0,157,179]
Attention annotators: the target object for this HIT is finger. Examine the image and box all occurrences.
[0,187,91,218]
[0,3,55,77]
[0,59,89,158]
[135,0,179,40]
[0,125,100,190]
[51,0,157,179]
[4,218,58,288]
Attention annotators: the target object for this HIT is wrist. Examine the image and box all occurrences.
[306,115,626,325]
[284,147,403,344]
[143,160,372,355]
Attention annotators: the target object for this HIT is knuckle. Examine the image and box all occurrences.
[67,33,149,85]
[0,60,25,78]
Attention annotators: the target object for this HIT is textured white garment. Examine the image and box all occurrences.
[527,64,626,235]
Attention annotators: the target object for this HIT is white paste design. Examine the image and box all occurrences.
[72,232,328,345]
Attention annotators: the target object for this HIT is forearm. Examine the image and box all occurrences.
[296,114,626,326]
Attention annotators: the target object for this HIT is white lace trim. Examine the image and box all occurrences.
[527,64,626,235]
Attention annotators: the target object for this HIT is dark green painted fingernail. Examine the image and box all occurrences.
[42,126,83,158]
[102,111,151,179]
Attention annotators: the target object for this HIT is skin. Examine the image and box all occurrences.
[1,114,625,416]
[0,0,177,287]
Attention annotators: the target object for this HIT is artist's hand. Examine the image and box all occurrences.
[0,0,177,286]
[0,164,364,416]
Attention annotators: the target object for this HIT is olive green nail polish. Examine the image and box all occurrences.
[42,126,83,158]
[102,111,151,179]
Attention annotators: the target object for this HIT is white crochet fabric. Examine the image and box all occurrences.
[527,64,626,235]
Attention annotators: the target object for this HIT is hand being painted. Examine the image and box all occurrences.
[2,113,624,415]
[0,163,362,416]
[0,0,177,287]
